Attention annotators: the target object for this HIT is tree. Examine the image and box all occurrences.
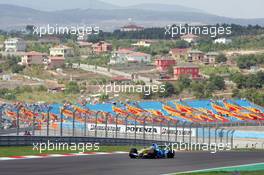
[191,82,206,98]
[239,89,264,106]
[99,94,109,102]
[178,76,191,90]
[230,73,246,89]
[215,53,227,63]
[36,85,47,92]
[67,62,73,69]
[236,55,257,69]
[174,40,190,48]
[21,85,33,93]
[4,93,16,100]
[159,82,175,98]
[139,86,153,100]
[167,65,174,75]
[232,89,240,98]
[208,75,225,90]
[191,81,212,98]
[26,25,36,34]
[87,35,101,43]
[231,72,264,89]
[11,65,25,73]
[65,81,80,94]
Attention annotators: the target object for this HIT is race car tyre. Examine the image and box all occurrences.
[166,151,175,158]
[146,149,157,159]
[129,148,138,159]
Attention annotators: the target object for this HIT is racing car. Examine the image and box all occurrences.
[129,144,175,159]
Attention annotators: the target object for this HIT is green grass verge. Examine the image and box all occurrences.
[0,146,139,157]
[178,171,264,175]
[175,163,264,175]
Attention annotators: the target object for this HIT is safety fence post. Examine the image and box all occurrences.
[95,111,100,137]
[182,121,187,143]
[189,123,193,145]
[105,113,109,138]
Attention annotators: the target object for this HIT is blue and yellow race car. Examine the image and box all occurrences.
[129,144,175,159]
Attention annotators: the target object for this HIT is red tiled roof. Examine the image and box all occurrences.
[127,52,149,57]
[53,45,72,49]
[121,24,144,29]
[118,47,135,51]
[77,41,93,47]
[92,41,112,47]
[181,34,199,39]
[155,56,175,61]
[170,48,189,54]
[174,63,199,68]
[115,50,133,54]
[112,76,131,81]
[48,56,65,61]
[24,51,47,56]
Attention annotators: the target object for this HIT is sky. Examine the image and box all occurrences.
[107,0,263,19]
[0,0,263,19]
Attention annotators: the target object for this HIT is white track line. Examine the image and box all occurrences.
[0,152,128,161]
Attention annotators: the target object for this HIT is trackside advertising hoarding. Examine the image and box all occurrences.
[87,124,196,136]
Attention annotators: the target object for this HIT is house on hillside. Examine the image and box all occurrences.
[20,51,47,66]
[92,41,112,54]
[109,49,134,64]
[126,52,151,63]
[49,45,74,57]
[120,24,144,32]
[174,63,200,80]
[214,38,232,44]
[4,38,26,52]
[188,50,205,62]
[170,48,190,61]
[77,41,93,55]
[204,52,219,64]
[155,56,176,72]
[44,56,65,69]
[110,48,151,64]
[180,34,199,43]
[132,40,155,47]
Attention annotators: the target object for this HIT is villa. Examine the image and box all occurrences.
[4,38,26,52]
[49,45,74,57]
[174,63,200,80]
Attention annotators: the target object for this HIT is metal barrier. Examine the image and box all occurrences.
[0,136,170,146]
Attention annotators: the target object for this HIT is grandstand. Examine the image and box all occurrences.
[0,99,263,131]
[0,98,263,148]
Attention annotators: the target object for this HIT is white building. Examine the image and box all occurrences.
[204,52,219,64]
[120,24,144,32]
[110,49,133,64]
[110,49,151,64]
[214,38,232,44]
[126,52,151,63]
[4,38,26,52]
[49,45,74,57]
[132,40,154,47]
[2,74,11,81]
[180,34,199,43]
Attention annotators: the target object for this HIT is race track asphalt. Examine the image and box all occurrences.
[1,151,264,175]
